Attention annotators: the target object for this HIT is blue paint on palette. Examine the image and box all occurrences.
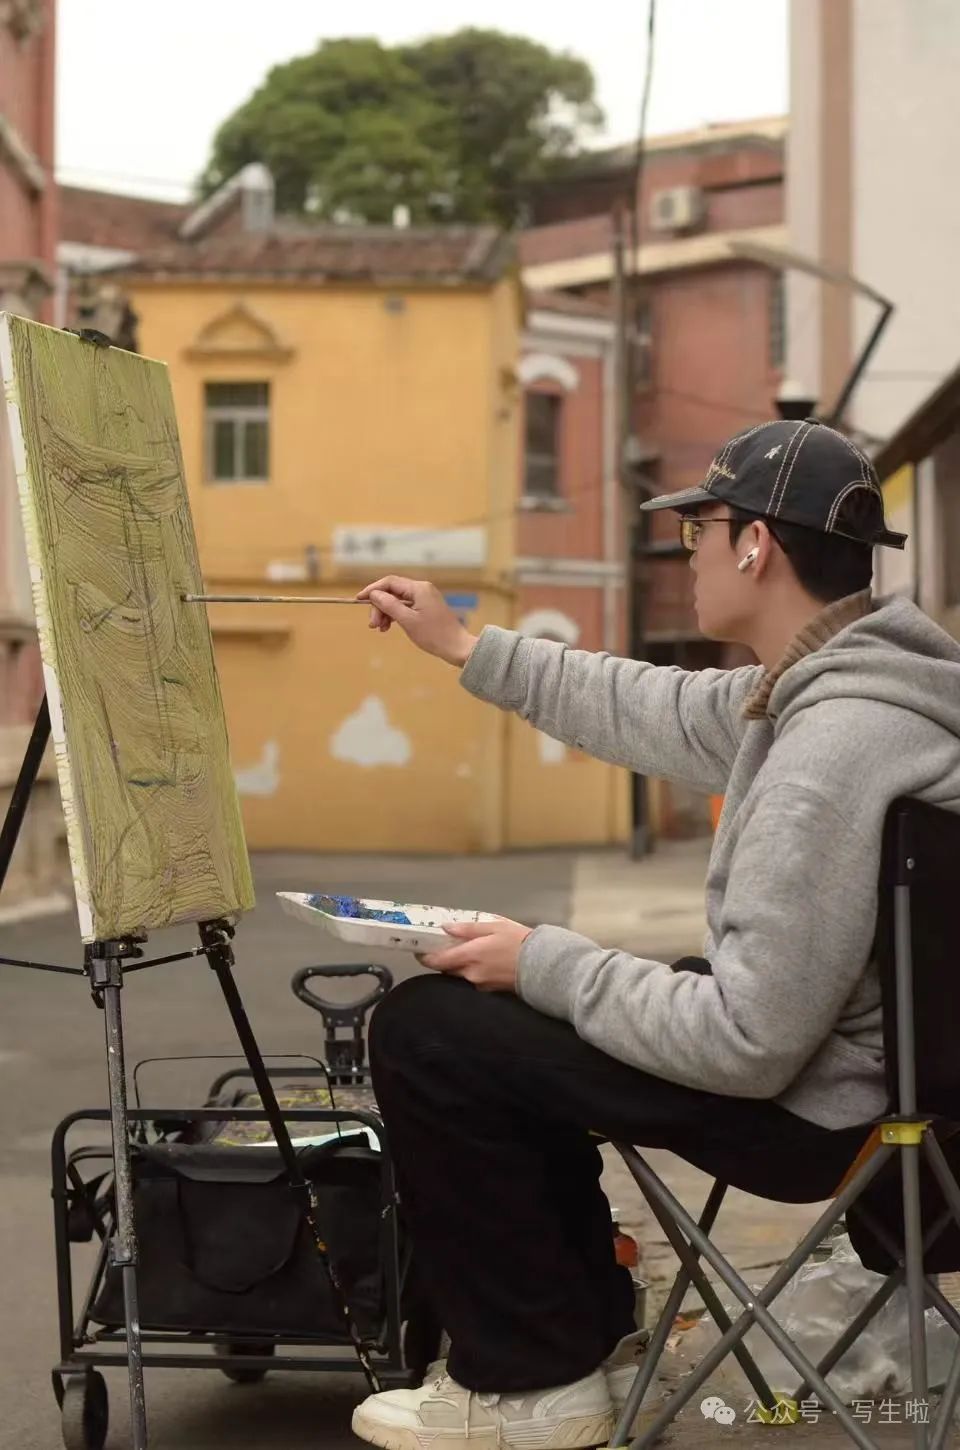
[308,893,412,925]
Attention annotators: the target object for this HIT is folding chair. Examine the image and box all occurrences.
[609,796,960,1450]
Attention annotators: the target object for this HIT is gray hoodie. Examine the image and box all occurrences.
[460,596,960,1129]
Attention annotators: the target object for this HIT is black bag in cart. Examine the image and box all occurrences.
[92,1133,386,1340]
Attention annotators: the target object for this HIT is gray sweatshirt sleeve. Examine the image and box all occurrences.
[516,783,880,1098]
[460,626,762,793]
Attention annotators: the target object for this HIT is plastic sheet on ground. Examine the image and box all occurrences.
[667,1235,958,1404]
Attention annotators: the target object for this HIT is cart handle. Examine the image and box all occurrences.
[291,964,393,1085]
[291,964,393,1024]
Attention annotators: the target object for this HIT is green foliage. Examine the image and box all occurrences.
[200,30,601,225]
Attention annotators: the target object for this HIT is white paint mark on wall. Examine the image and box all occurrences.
[537,733,567,766]
[517,609,580,646]
[516,612,579,766]
[235,740,281,796]
[331,696,412,768]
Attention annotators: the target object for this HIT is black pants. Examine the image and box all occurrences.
[369,967,873,1393]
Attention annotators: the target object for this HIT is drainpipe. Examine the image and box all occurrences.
[601,338,617,653]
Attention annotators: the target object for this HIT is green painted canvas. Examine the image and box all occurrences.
[0,314,254,941]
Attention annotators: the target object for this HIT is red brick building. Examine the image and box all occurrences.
[521,118,786,835]
[0,0,56,319]
[0,0,64,904]
[517,290,619,655]
[507,288,626,846]
[0,0,56,727]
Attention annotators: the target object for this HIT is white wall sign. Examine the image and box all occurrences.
[333,525,487,568]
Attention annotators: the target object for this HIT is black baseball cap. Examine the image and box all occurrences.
[639,418,907,550]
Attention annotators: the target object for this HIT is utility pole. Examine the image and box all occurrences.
[612,200,630,495]
[612,199,650,858]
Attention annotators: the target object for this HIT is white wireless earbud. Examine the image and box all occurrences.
[737,547,760,573]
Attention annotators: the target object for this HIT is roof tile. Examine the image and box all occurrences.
[117,223,513,284]
[59,185,189,252]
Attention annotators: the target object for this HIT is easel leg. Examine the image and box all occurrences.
[199,919,382,1392]
[0,696,51,894]
[88,943,149,1450]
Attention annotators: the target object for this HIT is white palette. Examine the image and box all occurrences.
[277,892,498,953]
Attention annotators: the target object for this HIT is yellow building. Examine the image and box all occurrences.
[872,362,960,646]
[107,170,628,854]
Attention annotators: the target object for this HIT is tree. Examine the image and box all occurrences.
[400,30,600,223]
[200,30,601,225]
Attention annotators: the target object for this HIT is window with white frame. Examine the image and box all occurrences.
[204,382,270,483]
[524,390,562,498]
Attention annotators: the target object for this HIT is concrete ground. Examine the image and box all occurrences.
[0,841,943,1448]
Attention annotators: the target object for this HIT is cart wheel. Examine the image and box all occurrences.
[215,1340,275,1384]
[60,1371,108,1450]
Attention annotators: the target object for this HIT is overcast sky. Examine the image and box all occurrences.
[56,0,787,201]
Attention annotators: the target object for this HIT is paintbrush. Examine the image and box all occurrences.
[181,593,367,605]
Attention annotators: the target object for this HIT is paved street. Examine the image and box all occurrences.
[0,841,937,1447]
[1,846,585,1448]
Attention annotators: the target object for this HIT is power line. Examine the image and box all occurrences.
[655,384,771,419]
[629,0,658,300]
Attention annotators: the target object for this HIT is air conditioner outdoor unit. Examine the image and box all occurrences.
[649,186,705,233]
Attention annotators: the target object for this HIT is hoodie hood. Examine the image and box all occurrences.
[769,597,960,740]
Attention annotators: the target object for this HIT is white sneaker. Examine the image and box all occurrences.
[422,1332,648,1413]
[352,1368,615,1450]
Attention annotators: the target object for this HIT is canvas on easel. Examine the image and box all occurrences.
[0,314,254,941]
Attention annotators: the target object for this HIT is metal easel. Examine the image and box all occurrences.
[0,695,382,1450]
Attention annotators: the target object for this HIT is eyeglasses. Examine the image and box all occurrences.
[679,513,788,556]
[679,515,733,553]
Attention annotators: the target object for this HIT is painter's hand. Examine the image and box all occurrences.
[356,576,477,667]
[419,918,533,992]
